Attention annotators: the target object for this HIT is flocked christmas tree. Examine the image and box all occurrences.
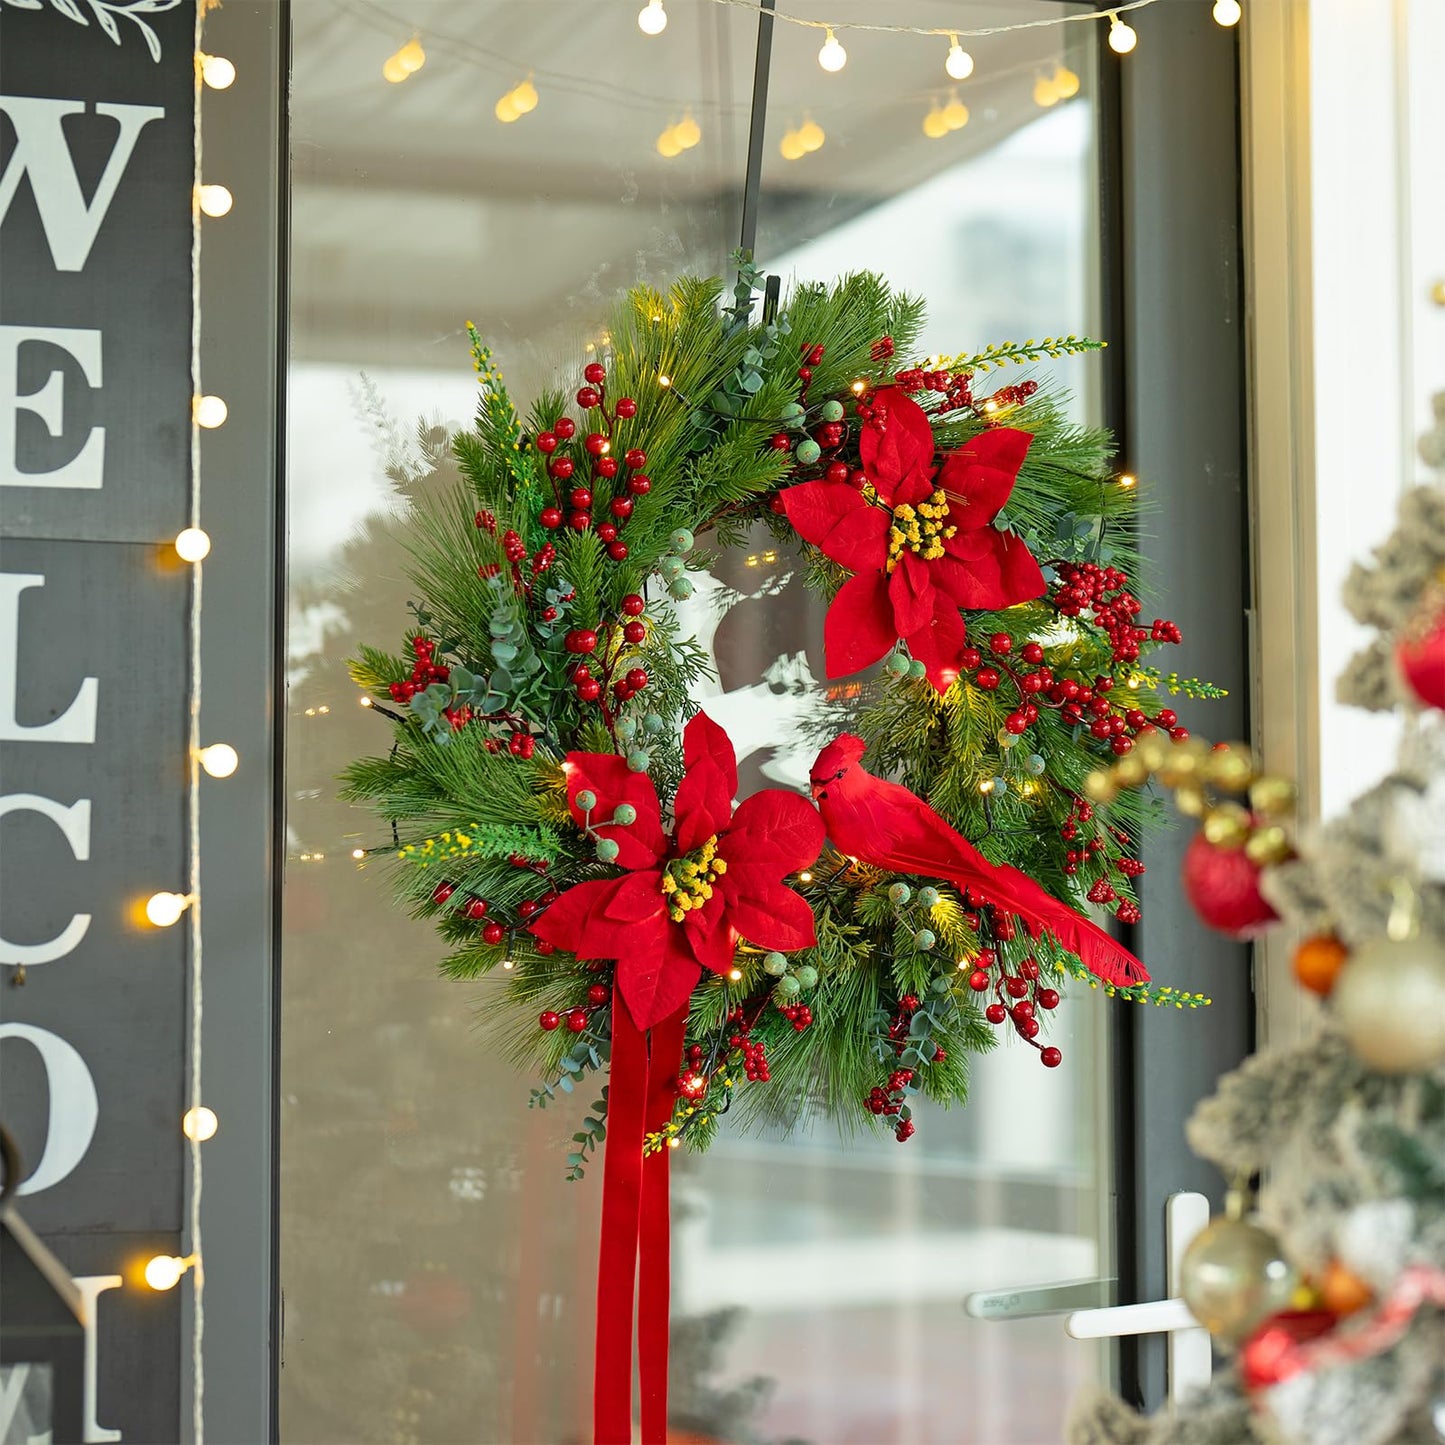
[1070,400,1445,1445]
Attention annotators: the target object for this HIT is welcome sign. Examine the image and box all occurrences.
[1,2,196,1438]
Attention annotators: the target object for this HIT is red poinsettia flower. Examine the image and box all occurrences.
[530,712,826,1030]
[781,386,1045,691]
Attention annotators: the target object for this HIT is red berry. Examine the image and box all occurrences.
[587,983,610,1005]
[1021,642,1045,665]
[536,431,558,454]
[482,922,505,945]
[1037,988,1060,1010]
[518,899,540,919]
[771,433,793,451]
[570,487,593,509]
[553,417,576,440]
[960,647,982,670]
[576,386,601,408]
[621,593,646,616]
[968,969,990,991]
[615,397,638,419]
[975,667,1000,690]
[464,898,488,921]
[1005,712,1029,735]
[1156,709,1178,728]
[566,629,599,654]
[1021,1017,1041,1040]
[985,1003,1008,1025]
[535,940,556,955]
[582,433,605,457]
[596,522,618,543]
[539,1010,561,1031]
[1005,976,1029,999]
[625,667,648,691]
[628,474,652,495]
[1111,736,1134,755]
[990,632,1012,654]
[797,365,812,383]
[1020,956,1040,980]
[1169,726,1190,742]
[610,496,634,520]
[624,448,647,469]
[540,506,562,529]
[1011,1000,1035,1023]
[431,881,456,904]
[568,511,591,532]
[1041,1046,1063,1068]
[548,456,575,480]
[596,456,619,479]
[576,678,601,702]
[566,1009,588,1033]
[607,541,629,561]
[583,362,606,385]
[825,461,850,484]
[623,620,646,644]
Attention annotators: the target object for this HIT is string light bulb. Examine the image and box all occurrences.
[351,848,366,859]
[1053,65,1081,99]
[1117,472,1138,489]
[656,124,681,156]
[144,1254,194,1291]
[728,967,743,981]
[922,103,949,139]
[944,35,974,81]
[194,394,227,428]
[182,1106,218,1142]
[174,527,211,562]
[382,54,408,83]
[673,112,701,149]
[511,77,538,114]
[1033,74,1059,108]
[817,28,847,72]
[494,91,521,123]
[779,128,806,161]
[197,183,232,217]
[1213,0,1242,24]
[198,53,236,89]
[942,92,969,130]
[638,0,668,35]
[145,891,192,928]
[198,743,238,778]
[1107,13,1138,53]
[797,116,825,153]
[396,37,425,74]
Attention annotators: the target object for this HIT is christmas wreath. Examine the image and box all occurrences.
[346,260,1216,1442]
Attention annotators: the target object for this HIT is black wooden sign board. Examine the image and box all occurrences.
[1,3,197,1440]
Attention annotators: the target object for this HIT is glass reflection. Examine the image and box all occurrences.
[284,4,1109,1441]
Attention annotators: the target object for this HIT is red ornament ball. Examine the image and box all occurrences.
[1181,831,1279,939]
[1238,1310,1338,1392]
[1397,606,1445,710]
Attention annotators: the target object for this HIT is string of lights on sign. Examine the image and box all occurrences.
[378,0,1243,158]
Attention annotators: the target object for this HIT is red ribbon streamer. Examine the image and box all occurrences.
[594,1001,686,1445]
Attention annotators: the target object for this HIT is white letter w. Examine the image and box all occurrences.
[0,97,164,272]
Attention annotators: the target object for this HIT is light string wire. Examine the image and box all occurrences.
[700,0,1160,39]
[188,1,206,1437]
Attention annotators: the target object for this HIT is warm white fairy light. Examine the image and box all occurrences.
[145,891,192,928]
[194,394,227,428]
[197,184,232,217]
[922,103,949,139]
[638,0,668,35]
[175,527,211,562]
[501,957,515,971]
[144,1254,195,1291]
[1117,472,1137,489]
[512,78,538,114]
[197,743,238,778]
[1212,0,1241,24]
[657,373,672,388]
[779,129,805,161]
[944,35,974,80]
[1107,13,1138,53]
[397,37,425,73]
[797,117,825,152]
[1033,74,1060,108]
[182,1106,219,1142]
[817,28,847,71]
[351,848,366,859]
[728,967,743,981]
[942,92,969,130]
[198,53,235,89]
[666,1136,681,1149]
[1053,65,1081,99]
[382,54,408,83]
[495,92,520,123]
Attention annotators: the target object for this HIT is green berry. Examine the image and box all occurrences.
[626,750,651,773]
[918,886,940,909]
[668,578,694,601]
[669,527,694,553]
[794,438,822,466]
[997,729,1018,749]
[595,837,621,863]
[820,399,844,422]
[775,974,801,998]
[991,775,1008,795]
[795,964,818,989]
[660,555,686,581]
[643,712,666,735]
[763,951,788,976]
[907,658,927,680]
[1025,753,1046,776]
[888,882,912,906]
[885,652,910,678]
[914,928,936,951]
[576,789,598,812]
[617,717,638,740]
[612,803,637,826]
[781,401,806,425]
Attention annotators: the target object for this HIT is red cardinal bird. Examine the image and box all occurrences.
[809,734,1148,987]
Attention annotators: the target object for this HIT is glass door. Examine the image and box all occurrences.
[278,5,1211,1441]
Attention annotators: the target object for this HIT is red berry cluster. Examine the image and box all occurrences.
[973,951,1063,1068]
[892,365,974,412]
[882,992,922,1053]
[778,1002,813,1032]
[1051,561,1183,669]
[565,594,651,723]
[870,335,895,362]
[534,363,648,562]
[539,979,610,1035]
[725,1004,771,1082]
[865,1067,913,1115]
[987,379,1040,409]
[795,341,826,397]
[390,635,450,704]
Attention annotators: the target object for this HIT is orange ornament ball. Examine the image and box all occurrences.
[1293,934,1349,996]
[1318,1259,1374,1317]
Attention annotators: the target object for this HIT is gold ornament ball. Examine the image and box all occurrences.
[1330,936,1445,1072]
[1204,744,1255,793]
[1249,774,1297,817]
[1175,783,1207,818]
[1243,825,1291,866]
[1180,1216,1299,1347]
[1114,753,1149,789]
[1202,803,1251,849]
[1136,732,1170,771]
[1085,769,1118,804]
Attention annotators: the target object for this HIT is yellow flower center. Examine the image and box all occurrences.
[886,488,956,571]
[662,834,727,922]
